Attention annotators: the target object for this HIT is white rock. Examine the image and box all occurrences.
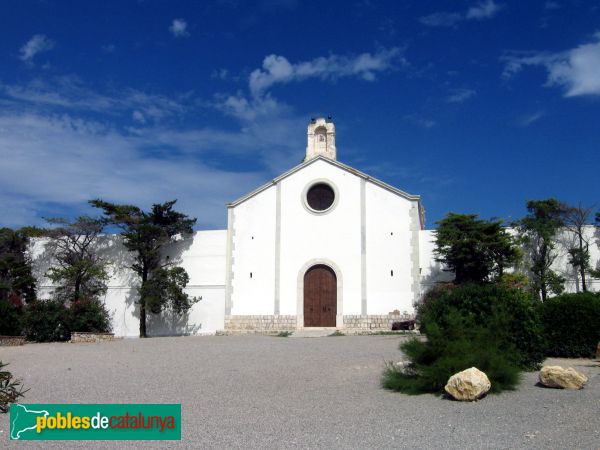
[445,367,491,401]
[539,366,588,389]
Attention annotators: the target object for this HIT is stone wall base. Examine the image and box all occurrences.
[0,335,26,346]
[223,315,297,334]
[343,314,415,333]
[223,314,416,335]
[70,332,117,343]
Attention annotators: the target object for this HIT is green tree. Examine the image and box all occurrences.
[90,199,196,337]
[561,203,595,292]
[0,228,36,304]
[516,199,565,302]
[43,216,109,302]
[434,213,519,284]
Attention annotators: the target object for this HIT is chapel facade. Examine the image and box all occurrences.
[223,117,424,332]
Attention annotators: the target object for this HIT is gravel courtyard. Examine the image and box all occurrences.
[1,335,599,449]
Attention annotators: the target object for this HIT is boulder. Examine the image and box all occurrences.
[539,366,588,389]
[444,367,491,401]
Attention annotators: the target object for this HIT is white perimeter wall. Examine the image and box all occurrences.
[419,226,600,295]
[31,230,226,337]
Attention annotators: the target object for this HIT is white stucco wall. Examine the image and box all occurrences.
[31,230,227,337]
[365,183,417,314]
[278,159,362,319]
[229,184,277,315]
[419,226,600,296]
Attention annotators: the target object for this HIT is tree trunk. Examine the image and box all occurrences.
[578,234,587,292]
[540,272,547,302]
[140,267,148,338]
[74,278,81,301]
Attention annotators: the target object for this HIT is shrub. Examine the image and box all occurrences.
[418,283,545,369]
[23,299,70,342]
[382,310,521,395]
[0,296,24,336]
[382,283,545,396]
[0,361,28,413]
[23,297,112,342]
[329,330,345,336]
[539,292,600,358]
[68,299,111,333]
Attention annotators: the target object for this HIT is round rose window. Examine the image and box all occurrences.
[306,183,335,211]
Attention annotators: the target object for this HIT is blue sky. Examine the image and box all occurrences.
[1,0,598,229]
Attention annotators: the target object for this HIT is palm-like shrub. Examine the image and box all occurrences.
[383,283,544,395]
[0,361,28,413]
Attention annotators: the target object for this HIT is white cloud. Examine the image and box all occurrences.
[0,46,408,227]
[169,19,190,38]
[420,1,503,27]
[466,0,503,20]
[404,114,436,128]
[517,111,544,126]
[446,88,477,103]
[502,32,600,97]
[132,110,146,123]
[0,76,187,122]
[0,112,269,228]
[216,92,289,122]
[19,34,55,62]
[247,48,404,96]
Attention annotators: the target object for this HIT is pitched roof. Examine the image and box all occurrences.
[227,155,425,228]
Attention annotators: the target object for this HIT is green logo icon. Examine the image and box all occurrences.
[10,404,181,440]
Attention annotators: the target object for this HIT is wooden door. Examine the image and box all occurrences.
[304,265,337,327]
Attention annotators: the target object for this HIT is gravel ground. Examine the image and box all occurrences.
[1,335,599,449]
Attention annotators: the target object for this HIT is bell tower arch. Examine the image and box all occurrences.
[305,117,336,161]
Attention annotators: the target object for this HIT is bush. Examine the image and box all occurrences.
[382,310,521,395]
[539,292,600,358]
[418,283,545,369]
[68,299,111,333]
[382,283,544,396]
[23,299,70,342]
[23,298,111,342]
[0,295,24,336]
[0,361,28,413]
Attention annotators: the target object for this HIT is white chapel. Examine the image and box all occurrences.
[223,117,424,333]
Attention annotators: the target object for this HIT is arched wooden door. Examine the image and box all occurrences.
[304,264,337,327]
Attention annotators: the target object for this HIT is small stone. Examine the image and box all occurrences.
[539,366,588,389]
[445,367,491,401]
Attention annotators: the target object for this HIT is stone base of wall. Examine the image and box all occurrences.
[222,314,417,335]
[70,332,117,343]
[0,335,26,346]
[223,315,297,334]
[343,314,416,333]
